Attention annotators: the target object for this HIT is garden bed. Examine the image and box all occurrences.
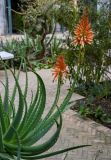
[71,80,111,130]
[94,96,111,128]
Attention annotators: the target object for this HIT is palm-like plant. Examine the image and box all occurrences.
[0,61,89,160]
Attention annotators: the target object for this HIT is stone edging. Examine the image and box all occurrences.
[64,110,111,144]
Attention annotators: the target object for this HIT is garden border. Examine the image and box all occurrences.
[66,109,111,145]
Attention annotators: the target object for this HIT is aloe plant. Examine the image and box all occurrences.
[0,65,89,160]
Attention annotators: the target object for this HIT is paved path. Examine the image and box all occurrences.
[0,69,111,160]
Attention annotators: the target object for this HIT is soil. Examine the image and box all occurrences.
[71,95,111,129]
[94,97,111,117]
[94,96,111,129]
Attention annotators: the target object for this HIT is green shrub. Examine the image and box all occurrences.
[0,35,43,69]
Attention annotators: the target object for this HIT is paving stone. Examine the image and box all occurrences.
[0,69,111,160]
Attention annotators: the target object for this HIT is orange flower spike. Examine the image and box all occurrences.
[73,14,94,47]
[53,55,67,81]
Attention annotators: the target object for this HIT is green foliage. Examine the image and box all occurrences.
[22,0,77,36]
[65,1,111,86]
[32,55,57,69]
[12,14,24,33]
[19,0,78,59]
[0,34,42,69]
[0,64,88,159]
[50,38,62,55]
[32,36,66,69]
[79,104,91,118]
[75,78,111,125]
[22,0,56,36]
[54,0,78,32]
[78,102,110,122]
[74,80,111,124]
[0,35,64,70]
[94,106,107,120]
[75,80,111,99]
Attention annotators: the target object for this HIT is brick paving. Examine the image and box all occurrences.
[0,69,111,160]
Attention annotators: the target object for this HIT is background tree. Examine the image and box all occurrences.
[20,0,77,60]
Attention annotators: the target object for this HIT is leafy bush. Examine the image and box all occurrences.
[19,0,77,59]
[64,1,111,87]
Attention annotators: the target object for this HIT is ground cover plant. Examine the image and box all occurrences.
[0,59,89,160]
[73,80,111,128]
[0,34,43,69]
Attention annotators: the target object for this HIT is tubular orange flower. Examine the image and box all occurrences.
[72,14,94,47]
[52,55,67,81]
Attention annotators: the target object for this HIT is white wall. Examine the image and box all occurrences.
[97,0,110,10]
[0,0,7,35]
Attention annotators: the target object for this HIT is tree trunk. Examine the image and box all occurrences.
[0,0,7,35]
